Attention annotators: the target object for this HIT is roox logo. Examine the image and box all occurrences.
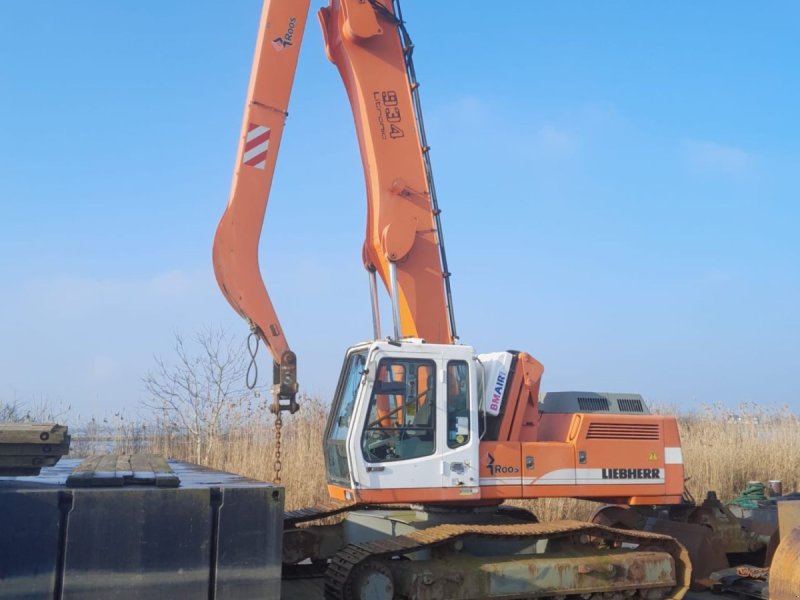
[272,17,297,51]
[486,452,520,476]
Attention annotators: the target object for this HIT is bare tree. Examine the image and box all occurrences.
[143,328,248,463]
[0,391,69,423]
[0,397,22,422]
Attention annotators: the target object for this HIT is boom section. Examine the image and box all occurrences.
[213,0,311,409]
[319,0,454,344]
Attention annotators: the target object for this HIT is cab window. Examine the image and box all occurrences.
[447,361,470,448]
[361,358,436,463]
[325,349,368,485]
[329,351,367,441]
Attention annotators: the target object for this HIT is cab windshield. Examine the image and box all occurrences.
[361,357,436,463]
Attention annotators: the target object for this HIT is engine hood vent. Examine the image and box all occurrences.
[586,422,660,440]
[540,392,651,415]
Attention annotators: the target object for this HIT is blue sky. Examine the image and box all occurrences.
[1,2,797,418]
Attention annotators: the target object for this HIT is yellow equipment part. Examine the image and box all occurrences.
[770,500,800,600]
[769,525,800,600]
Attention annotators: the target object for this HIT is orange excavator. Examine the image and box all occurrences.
[213,1,692,598]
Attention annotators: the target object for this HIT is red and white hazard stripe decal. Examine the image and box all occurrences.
[242,123,271,169]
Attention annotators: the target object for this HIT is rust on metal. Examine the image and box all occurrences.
[770,524,800,600]
[283,500,359,528]
[645,516,728,589]
[283,528,323,565]
[734,565,769,579]
[283,501,416,529]
[590,503,645,529]
[777,499,800,541]
[390,550,675,600]
[324,519,690,600]
[689,500,764,553]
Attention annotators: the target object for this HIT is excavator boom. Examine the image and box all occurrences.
[319,0,455,345]
[213,0,458,412]
[213,0,311,409]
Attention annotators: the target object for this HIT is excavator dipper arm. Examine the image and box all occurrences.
[319,0,454,345]
[212,0,311,411]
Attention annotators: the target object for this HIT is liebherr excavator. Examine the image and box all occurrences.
[213,1,691,598]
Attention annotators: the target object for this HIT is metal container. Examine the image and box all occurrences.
[0,458,283,600]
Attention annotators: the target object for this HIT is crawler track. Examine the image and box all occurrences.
[284,501,360,528]
[325,520,690,600]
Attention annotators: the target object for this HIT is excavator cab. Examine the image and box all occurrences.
[323,340,480,504]
[323,339,686,507]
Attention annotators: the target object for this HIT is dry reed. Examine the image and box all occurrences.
[93,401,800,519]
[678,404,800,501]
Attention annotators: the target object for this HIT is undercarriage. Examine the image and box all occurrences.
[282,503,691,600]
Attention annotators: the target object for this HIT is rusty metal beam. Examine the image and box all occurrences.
[391,549,676,600]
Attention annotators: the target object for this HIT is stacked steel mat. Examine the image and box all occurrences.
[0,423,70,476]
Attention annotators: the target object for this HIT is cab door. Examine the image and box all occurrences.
[351,348,446,495]
[439,357,480,495]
